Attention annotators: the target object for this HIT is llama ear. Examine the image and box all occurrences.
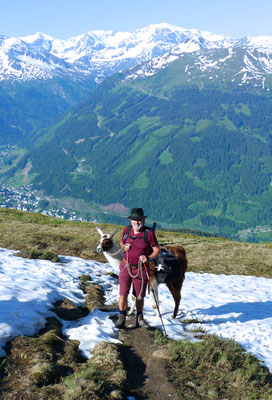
[96,226,104,237]
[108,229,118,239]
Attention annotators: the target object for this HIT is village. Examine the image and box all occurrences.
[0,183,88,221]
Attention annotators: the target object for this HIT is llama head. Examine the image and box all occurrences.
[96,227,118,253]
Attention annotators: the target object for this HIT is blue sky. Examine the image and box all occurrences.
[2,0,272,39]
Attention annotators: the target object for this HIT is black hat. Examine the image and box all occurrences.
[128,208,147,220]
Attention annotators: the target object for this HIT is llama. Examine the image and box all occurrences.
[96,227,187,318]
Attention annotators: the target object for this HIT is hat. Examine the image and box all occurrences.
[128,208,147,220]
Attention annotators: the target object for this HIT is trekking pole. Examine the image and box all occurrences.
[143,262,167,337]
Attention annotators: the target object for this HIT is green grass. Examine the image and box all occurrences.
[195,119,213,132]
[235,103,251,116]
[159,147,173,165]
[117,135,158,174]
[129,170,149,189]
[135,115,161,133]
[0,147,27,173]
[170,336,272,399]
[218,116,237,131]
[193,158,206,168]
[152,330,272,400]
[16,248,61,262]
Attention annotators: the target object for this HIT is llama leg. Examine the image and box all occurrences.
[127,293,136,315]
[167,279,183,319]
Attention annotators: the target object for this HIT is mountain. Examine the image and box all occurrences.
[2,23,272,83]
[6,43,272,241]
[1,24,272,145]
[1,24,235,82]
[1,23,272,146]
[2,24,272,240]
[0,34,97,145]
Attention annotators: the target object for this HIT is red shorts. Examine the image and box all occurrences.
[119,260,149,298]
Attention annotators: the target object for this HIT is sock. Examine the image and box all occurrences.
[119,310,127,316]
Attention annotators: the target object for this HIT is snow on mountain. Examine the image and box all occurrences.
[0,34,89,81]
[125,38,272,89]
[238,35,272,52]
[1,23,272,84]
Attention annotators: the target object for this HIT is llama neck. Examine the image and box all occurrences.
[103,241,123,271]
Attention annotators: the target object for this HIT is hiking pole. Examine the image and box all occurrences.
[143,262,167,337]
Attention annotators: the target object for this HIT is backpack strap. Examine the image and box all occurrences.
[144,222,156,244]
[124,223,157,245]
[123,225,132,243]
[144,228,149,245]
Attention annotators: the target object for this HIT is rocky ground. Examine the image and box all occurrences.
[0,276,179,400]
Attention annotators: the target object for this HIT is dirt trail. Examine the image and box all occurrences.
[117,314,180,400]
[0,281,181,399]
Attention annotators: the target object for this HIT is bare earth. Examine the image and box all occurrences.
[0,283,180,399]
[117,315,180,400]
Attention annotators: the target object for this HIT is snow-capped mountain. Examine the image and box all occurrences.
[0,34,90,81]
[2,23,272,145]
[2,23,272,83]
[125,46,272,90]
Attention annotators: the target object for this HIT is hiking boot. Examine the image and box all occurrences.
[136,313,146,327]
[115,314,126,328]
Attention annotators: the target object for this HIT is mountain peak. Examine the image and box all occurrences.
[2,24,272,84]
[139,22,187,31]
[20,32,54,43]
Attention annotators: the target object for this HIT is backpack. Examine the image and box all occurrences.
[155,247,180,284]
[123,222,157,245]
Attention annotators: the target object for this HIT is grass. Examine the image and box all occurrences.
[1,207,272,278]
[1,304,126,400]
[1,207,272,398]
[61,342,126,400]
[152,330,272,400]
[129,170,149,189]
[16,248,61,262]
[159,147,173,165]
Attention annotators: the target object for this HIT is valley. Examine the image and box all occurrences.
[1,24,272,242]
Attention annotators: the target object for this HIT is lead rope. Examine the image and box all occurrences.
[124,251,145,300]
[109,244,126,257]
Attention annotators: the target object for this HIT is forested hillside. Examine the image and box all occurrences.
[0,77,96,146]
[5,49,272,241]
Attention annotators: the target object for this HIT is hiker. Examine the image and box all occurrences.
[115,208,160,328]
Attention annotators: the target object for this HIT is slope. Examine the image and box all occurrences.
[6,48,272,240]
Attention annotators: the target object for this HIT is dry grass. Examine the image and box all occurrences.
[1,208,272,278]
[1,300,126,400]
[0,208,114,262]
[1,208,272,399]
[157,231,272,278]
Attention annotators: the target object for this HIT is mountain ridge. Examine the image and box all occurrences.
[2,24,272,240]
[2,23,272,83]
[7,55,272,240]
